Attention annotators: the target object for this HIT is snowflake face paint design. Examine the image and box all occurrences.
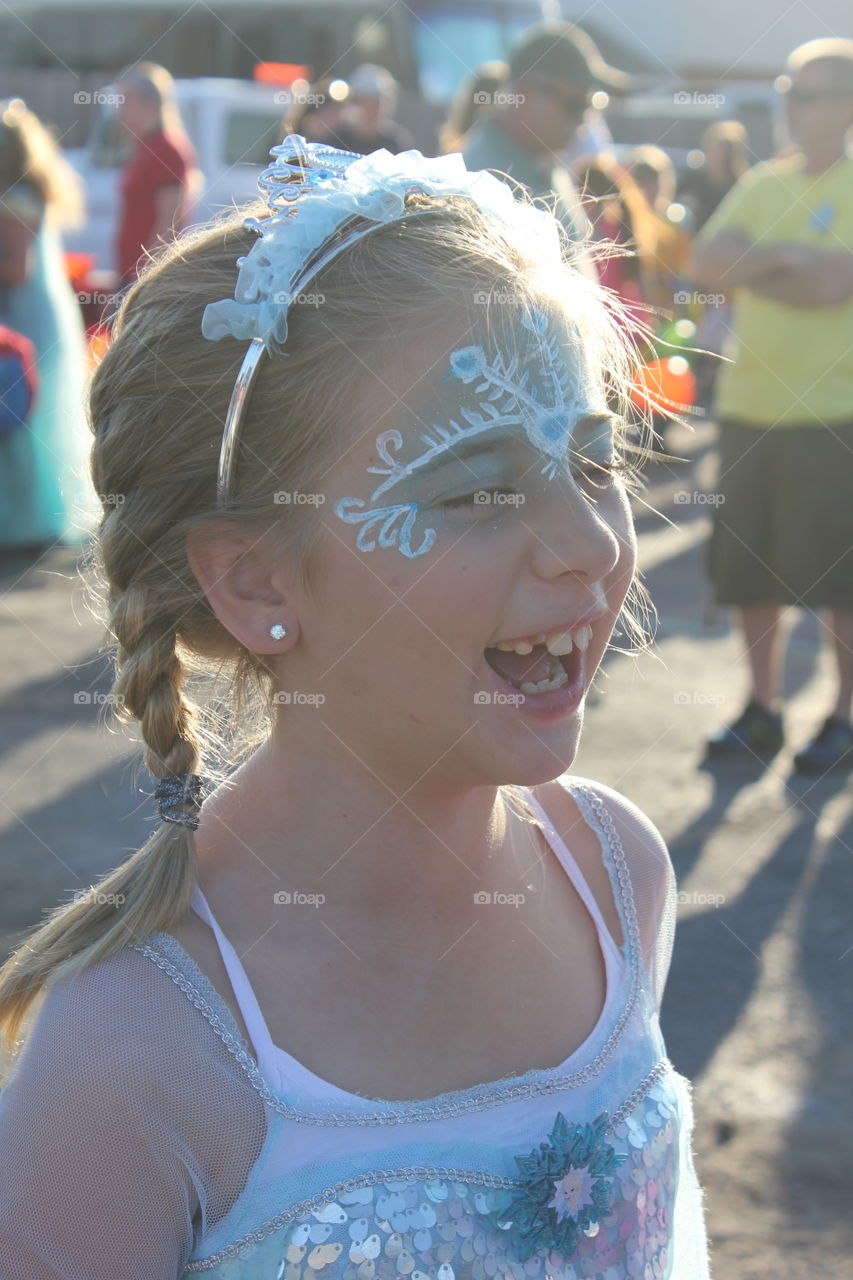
[333,307,615,558]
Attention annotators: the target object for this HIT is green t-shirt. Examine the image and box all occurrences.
[696,152,853,426]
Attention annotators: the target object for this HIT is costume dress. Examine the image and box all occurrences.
[0,180,98,548]
[0,777,711,1278]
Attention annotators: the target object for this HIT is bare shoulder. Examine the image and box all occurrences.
[533,777,675,955]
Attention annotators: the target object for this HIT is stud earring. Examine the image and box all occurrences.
[269,623,287,640]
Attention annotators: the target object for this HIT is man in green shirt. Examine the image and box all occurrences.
[462,21,630,264]
[692,38,853,773]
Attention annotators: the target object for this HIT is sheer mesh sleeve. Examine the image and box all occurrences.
[0,941,268,1280]
[573,777,677,1010]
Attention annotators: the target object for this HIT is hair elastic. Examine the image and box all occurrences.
[153,772,210,831]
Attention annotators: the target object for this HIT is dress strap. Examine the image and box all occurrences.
[521,784,623,959]
[189,883,279,1072]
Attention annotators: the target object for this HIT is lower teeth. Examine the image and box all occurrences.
[519,665,570,695]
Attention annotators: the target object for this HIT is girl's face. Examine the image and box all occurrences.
[117,85,158,138]
[280,307,636,791]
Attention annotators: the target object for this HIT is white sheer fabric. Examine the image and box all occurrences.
[0,775,709,1280]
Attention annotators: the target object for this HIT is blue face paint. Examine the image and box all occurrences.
[333,306,613,558]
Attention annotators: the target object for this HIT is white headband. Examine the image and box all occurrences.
[201,133,562,507]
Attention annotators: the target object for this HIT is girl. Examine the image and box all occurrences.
[0,98,99,549]
[114,62,203,291]
[0,138,710,1279]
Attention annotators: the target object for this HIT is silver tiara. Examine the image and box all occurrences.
[201,134,561,507]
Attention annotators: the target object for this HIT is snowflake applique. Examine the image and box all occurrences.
[497,1110,626,1263]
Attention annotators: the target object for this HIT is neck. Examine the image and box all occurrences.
[196,741,540,911]
[497,108,549,158]
[800,141,848,174]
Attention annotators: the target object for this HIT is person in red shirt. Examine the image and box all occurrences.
[114,62,202,288]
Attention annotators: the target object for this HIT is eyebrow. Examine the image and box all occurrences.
[411,413,619,480]
[414,432,521,478]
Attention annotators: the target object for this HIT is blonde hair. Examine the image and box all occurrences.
[0,188,655,1053]
[627,145,677,209]
[699,121,750,181]
[0,97,84,228]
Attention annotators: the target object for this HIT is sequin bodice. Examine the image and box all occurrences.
[129,779,709,1279]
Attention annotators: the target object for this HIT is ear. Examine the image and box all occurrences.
[185,523,298,654]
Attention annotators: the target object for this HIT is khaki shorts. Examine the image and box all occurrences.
[707,419,853,610]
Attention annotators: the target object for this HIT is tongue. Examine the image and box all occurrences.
[485,643,558,688]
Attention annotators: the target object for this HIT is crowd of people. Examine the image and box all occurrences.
[1,23,852,771]
[1,22,853,1280]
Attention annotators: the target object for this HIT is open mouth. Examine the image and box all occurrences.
[483,642,575,694]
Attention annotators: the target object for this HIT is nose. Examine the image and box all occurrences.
[526,478,629,584]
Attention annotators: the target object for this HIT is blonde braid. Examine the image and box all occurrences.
[0,588,209,1053]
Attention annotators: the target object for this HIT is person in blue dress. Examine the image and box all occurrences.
[0,98,100,551]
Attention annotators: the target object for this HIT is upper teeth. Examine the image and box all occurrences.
[492,624,593,657]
